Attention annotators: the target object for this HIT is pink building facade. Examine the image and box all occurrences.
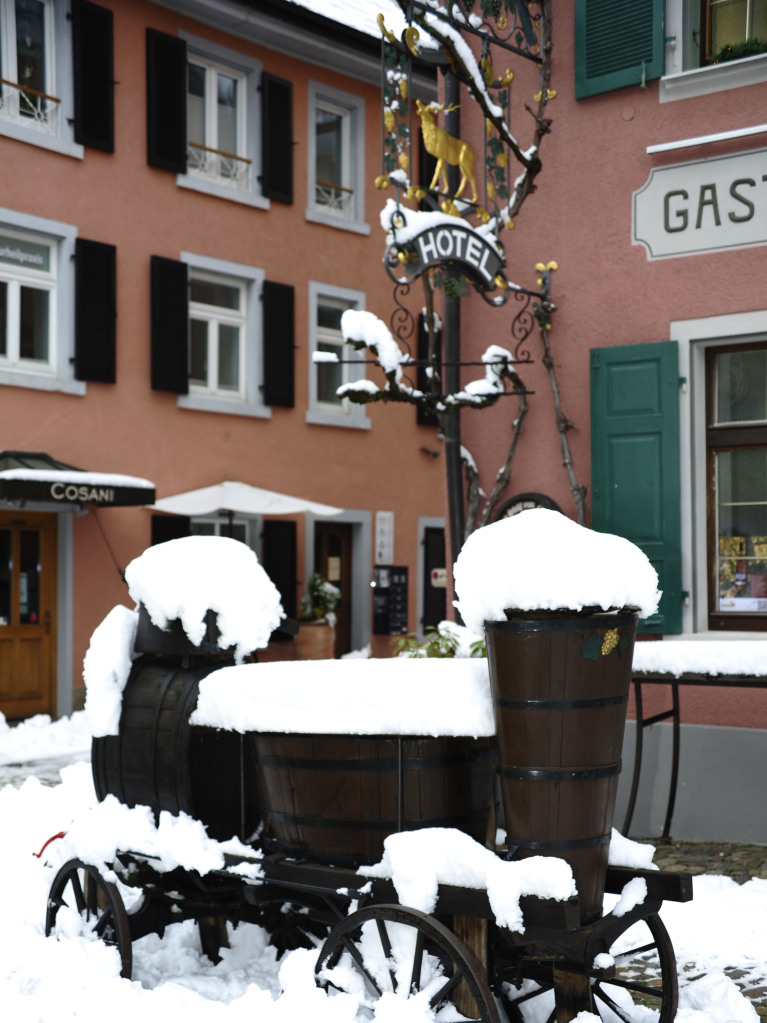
[0,0,446,721]
[456,2,767,840]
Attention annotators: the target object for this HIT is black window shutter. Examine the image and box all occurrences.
[262,519,297,620]
[72,0,114,151]
[261,73,293,203]
[574,0,664,99]
[262,280,295,407]
[150,255,188,393]
[151,514,191,545]
[75,238,116,383]
[146,28,187,172]
[417,311,441,426]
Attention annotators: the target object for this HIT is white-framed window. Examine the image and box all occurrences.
[0,226,54,371]
[187,55,247,190]
[662,0,767,100]
[179,252,269,419]
[307,82,368,235]
[674,308,767,633]
[179,34,265,209]
[307,282,369,429]
[189,272,246,400]
[0,0,81,156]
[0,209,81,394]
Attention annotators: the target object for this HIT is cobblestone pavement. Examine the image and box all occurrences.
[636,838,767,1016]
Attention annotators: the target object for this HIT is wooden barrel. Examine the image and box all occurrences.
[253,733,498,866]
[485,609,638,922]
[91,657,260,843]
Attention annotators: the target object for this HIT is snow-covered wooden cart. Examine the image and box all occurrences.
[43,525,694,1022]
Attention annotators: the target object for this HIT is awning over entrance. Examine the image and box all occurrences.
[0,451,156,507]
[151,480,343,518]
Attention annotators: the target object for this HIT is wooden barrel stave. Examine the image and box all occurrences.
[254,733,497,866]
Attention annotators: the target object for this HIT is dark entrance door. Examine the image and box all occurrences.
[314,521,352,657]
[422,526,446,632]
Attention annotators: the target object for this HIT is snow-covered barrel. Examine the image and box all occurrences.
[455,510,660,923]
[85,537,285,843]
[190,657,498,866]
[91,646,259,842]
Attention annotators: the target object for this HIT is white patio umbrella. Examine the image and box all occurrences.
[150,480,343,519]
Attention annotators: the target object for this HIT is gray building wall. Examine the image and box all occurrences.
[615,721,767,846]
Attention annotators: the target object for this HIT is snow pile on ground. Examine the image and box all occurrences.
[453,509,661,633]
[0,717,764,1021]
[0,709,91,765]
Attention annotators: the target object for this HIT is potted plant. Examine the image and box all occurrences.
[294,573,341,659]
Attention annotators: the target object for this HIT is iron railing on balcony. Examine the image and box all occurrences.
[0,77,59,134]
[315,178,354,215]
[187,141,251,189]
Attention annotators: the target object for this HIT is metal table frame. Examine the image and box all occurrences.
[622,672,767,840]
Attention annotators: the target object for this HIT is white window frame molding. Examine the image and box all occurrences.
[179,251,270,419]
[0,206,82,395]
[0,0,83,159]
[306,80,369,235]
[178,32,268,210]
[661,0,767,101]
[189,270,247,400]
[306,280,370,430]
[673,308,767,634]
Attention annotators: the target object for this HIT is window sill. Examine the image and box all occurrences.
[0,369,85,395]
[660,52,767,102]
[305,408,371,430]
[0,119,84,159]
[177,174,270,210]
[178,393,273,418]
[305,208,371,236]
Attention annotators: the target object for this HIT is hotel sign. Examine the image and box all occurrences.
[633,147,767,259]
[398,223,504,289]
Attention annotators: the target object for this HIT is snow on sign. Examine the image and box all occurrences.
[404,220,504,286]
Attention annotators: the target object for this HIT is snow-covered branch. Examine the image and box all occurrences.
[334,310,519,413]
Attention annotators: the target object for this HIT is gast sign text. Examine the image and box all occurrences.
[633,147,767,259]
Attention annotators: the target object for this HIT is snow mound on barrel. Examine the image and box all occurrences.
[125,535,284,661]
[453,509,660,635]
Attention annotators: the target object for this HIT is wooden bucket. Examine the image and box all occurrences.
[485,609,638,922]
[91,657,260,843]
[253,733,498,866]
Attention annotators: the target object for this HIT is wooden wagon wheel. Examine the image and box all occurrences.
[315,903,500,1022]
[45,858,133,980]
[495,913,678,1023]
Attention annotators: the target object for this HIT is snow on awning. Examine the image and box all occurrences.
[0,451,156,507]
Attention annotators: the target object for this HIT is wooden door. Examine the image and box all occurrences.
[314,522,352,657]
[0,512,57,719]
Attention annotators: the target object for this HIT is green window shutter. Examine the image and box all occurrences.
[575,0,665,99]
[590,341,681,633]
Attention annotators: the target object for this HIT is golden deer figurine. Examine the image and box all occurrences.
[415,100,478,204]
